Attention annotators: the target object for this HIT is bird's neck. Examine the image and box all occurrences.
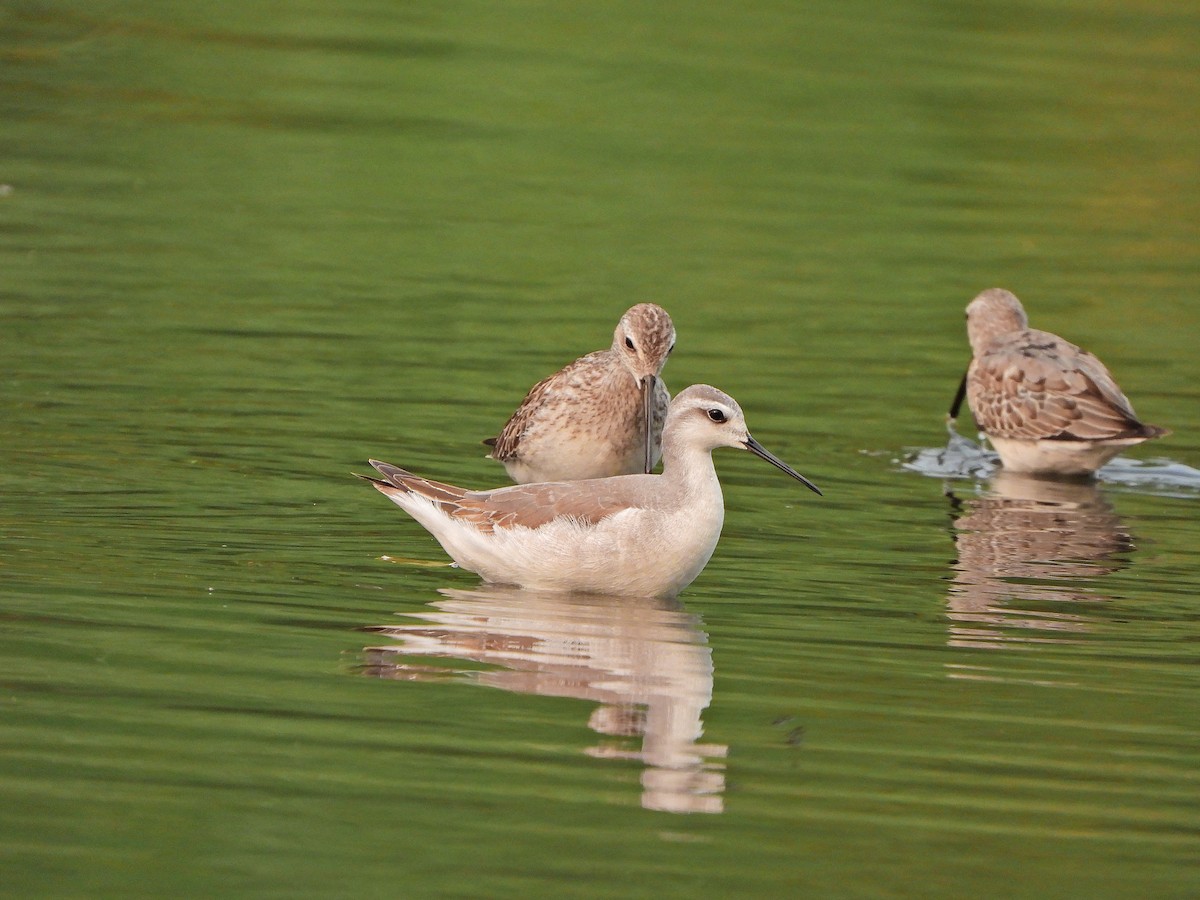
[660,435,722,501]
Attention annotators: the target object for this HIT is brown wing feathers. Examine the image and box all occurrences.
[486,372,560,461]
[969,330,1161,441]
[362,460,629,535]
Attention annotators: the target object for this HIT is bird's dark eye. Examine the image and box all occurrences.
[667,342,675,355]
[625,337,635,350]
[707,408,726,423]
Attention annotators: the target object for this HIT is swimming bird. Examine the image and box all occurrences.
[361,384,821,597]
[485,303,675,483]
[950,288,1168,476]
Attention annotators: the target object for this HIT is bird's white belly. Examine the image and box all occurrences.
[989,436,1138,476]
[463,506,723,597]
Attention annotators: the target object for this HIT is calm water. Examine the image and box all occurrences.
[3,1,1199,897]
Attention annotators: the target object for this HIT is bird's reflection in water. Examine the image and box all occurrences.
[361,585,727,814]
[946,471,1133,651]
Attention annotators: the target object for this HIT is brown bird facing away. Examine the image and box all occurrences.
[485,303,675,484]
[950,288,1168,477]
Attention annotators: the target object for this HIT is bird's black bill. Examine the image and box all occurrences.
[948,369,968,420]
[641,374,656,474]
[744,435,822,496]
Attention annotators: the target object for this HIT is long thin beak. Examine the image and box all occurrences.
[641,374,656,474]
[948,369,968,421]
[744,435,822,496]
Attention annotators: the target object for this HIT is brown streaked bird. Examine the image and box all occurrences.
[950,288,1168,477]
[485,303,675,483]
[360,384,821,598]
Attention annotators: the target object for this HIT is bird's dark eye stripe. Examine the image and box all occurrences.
[707,408,726,423]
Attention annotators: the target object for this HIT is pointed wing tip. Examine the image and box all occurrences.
[354,470,395,495]
[368,459,409,476]
[360,460,416,490]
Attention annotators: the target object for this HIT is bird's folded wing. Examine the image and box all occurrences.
[457,482,632,532]
[374,460,632,535]
[969,339,1146,441]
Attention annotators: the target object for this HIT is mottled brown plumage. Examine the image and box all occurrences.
[962,288,1167,475]
[486,304,675,483]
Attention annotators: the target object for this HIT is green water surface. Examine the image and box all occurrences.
[2,2,1199,897]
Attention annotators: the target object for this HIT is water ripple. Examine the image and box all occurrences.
[902,428,1200,497]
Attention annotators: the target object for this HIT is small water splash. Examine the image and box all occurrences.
[901,425,998,480]
[1094,456,1200,496]
[901,425,1200,496]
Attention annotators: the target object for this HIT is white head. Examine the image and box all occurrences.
[664,385,821,494]
[965,288,1030,355]
[612,303,676,385]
